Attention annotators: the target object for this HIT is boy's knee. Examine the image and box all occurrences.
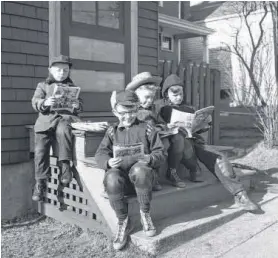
[104,169,124,192]
[216,156,236,178]
[129,165,153,184]
[170,134,185,152]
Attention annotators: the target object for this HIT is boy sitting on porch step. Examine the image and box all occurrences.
[125,72,165,191]
[156,74,259,212]
[31,55,83,202]
[95,90,166,251]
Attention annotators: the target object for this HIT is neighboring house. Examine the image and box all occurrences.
[183,1,277,106]
[158,1,213,66]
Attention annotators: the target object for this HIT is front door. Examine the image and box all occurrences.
[50,1,131,121]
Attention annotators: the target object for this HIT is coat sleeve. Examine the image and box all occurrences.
[31,82,49,113]
[72,97,83,115]
[147,129,167,169]
[95,127,114,170]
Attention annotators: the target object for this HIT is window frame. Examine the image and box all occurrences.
[159,32,174,52]
[70,1,124,35]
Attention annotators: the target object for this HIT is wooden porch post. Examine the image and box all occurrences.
[202,36,209,63]
[49,1,62,61]
[130,1,138,78]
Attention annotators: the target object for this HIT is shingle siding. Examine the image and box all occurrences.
[138,1,159,75]
[1,1,49,165]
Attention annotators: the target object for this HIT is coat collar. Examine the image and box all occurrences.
[118,118,140,130]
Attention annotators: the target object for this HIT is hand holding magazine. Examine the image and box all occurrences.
[170,106,214,138]
[113,143,144,159]
[51,83,81,113]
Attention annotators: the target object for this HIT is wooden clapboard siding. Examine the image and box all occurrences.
[1,1,49,164]
[138,1,159,75]
[159,1,180,18]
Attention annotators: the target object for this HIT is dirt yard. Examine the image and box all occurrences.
[1,216,154,258]
[2,142,278,258]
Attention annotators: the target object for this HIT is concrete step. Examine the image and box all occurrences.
[160,192,278,258]
[75,158,253,235]
[127,171,252,230]
[131,192,278,256]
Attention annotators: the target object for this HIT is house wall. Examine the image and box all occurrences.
[180,36,204,65]
[159,1,180,18]
[1,1,49,165]
[138,1,159,75]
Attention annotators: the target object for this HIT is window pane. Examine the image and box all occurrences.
[98,2,120,29]
[72,1,96,25]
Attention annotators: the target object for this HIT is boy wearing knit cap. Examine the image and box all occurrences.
[154,74,198,187]
[95,90,166,250]
[157,74,259,212]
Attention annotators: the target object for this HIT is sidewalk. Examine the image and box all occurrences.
[162,192,278,258]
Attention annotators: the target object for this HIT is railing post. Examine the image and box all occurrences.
[212,69,221,145]
[192,63,198,108]
[185,62,193,105]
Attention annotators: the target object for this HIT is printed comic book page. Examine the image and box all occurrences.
[113,143,144,159]
[51,84,81,112]
[192,106,214,133]
[170,109,195,137]
[170,106,214,137]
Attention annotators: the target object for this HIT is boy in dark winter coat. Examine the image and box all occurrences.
[95,90,166,251]
[31,55,82,202]
[157,74,259,212]
[125,72,166,191]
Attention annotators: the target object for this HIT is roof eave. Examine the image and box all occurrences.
[158,13,215,36]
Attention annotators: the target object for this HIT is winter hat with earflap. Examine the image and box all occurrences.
[162,74,183,97]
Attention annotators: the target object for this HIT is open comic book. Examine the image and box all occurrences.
[170,106,214,138]
[51,83,81,113]
[113,143,144,159]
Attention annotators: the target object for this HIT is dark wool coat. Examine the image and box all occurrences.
[32,77,82,133]
[95,119,166,171]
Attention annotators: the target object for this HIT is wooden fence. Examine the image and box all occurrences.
[158,60,221,144]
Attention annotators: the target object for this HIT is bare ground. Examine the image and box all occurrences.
[1,216,154,258]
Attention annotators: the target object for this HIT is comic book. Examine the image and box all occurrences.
[51,83,81,113]
[113,143,144,159]
[170,106,214,138]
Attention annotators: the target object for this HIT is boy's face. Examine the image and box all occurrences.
[114,104,138,127]
[167,85,184,105]
[49,63,70,82]
[136,88,156,109]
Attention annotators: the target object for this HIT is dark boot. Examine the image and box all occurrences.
[234,191,259,211]
[32,179,46,202]
[189,168,203,183]
[60,161,72,185]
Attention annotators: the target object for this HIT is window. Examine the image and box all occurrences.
[72,1,121,29]
[159,1,164,7]
[159,33,174,52]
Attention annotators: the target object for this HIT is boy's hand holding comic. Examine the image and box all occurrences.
[108,158,122,168]
[44,97,57,107]
[138,154,151,164]
[72,99,80,109]
[167,122,180,134]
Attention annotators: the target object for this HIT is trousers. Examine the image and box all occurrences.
[34,117,74,180]
[103,162,154,221]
